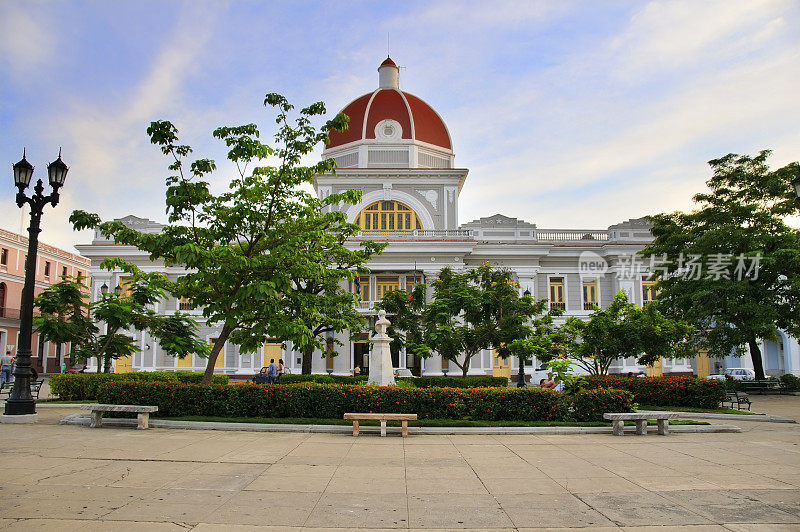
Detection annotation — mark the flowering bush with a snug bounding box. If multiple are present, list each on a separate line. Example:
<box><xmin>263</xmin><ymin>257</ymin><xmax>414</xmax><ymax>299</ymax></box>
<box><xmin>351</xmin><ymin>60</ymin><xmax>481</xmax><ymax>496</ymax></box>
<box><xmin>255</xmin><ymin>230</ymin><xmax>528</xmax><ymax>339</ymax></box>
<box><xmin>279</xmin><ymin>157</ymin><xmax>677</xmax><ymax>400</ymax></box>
<box><xmin>49</xmin><ymin>371</ymin><xmax>229</xmax><ymax>401</ymax></box>
<box><xmin>96</xmin><ymin>381</ymin><xmax>633</xmax><ymax>421</ymax></box>
<box><xmin>582</xmin><ymin>375</ymin><xmax>725</xmax><ymax>409</ymax></box>
<box><xmin>571</xmin><ymin>388</ymin><xmax>635</xmax><ymax>421</ymax></box>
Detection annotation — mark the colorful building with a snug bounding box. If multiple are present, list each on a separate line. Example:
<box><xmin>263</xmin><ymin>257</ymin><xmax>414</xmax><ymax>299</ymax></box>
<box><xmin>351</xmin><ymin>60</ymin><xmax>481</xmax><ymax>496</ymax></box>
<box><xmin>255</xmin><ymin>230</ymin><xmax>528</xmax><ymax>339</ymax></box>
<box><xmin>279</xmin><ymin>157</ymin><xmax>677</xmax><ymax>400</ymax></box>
<box><xmin>0</xmin><ymin>228</ymin><xmax>91</xmax><ymax>373</ymax></box>
<box><xmin>76</xmin><ymin>58</ymin><xmax>800</xmax><ymax>378</ymax></box>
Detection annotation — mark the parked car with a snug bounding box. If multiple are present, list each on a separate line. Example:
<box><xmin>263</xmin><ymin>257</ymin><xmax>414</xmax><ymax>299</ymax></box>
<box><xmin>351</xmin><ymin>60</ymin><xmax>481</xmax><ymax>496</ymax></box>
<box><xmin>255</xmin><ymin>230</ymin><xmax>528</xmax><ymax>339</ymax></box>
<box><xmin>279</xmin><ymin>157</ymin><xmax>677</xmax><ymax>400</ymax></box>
<box><xmin>707</xmin><ymin>368</ymin><xmax>756</xmax><ymax>381</ymax></box>
<box><xmin>65</xmin><ymin>364</ymin><xmax>86</xmax><ymax>374</ymax></box>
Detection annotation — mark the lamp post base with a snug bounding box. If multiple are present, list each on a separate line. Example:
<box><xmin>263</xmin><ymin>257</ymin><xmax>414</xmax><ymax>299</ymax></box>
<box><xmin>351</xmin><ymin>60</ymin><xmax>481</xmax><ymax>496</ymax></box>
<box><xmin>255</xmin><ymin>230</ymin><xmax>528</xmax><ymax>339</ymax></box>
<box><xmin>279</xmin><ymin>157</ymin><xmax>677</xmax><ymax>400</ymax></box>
<box><xmin>1</xmin><ymin>413</ymin><xmax>38</xmax><ymax>424</ymax></box>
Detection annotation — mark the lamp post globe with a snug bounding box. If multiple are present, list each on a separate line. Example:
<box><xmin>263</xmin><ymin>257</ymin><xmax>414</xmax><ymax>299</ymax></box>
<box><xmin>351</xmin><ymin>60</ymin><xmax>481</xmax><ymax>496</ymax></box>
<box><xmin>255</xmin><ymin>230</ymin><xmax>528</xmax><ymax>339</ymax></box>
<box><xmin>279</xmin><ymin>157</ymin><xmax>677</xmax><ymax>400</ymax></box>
<box><xmin>2</xmin><ymin>149</ymin><xmax>69</xmax><ymax>423</ymax></box>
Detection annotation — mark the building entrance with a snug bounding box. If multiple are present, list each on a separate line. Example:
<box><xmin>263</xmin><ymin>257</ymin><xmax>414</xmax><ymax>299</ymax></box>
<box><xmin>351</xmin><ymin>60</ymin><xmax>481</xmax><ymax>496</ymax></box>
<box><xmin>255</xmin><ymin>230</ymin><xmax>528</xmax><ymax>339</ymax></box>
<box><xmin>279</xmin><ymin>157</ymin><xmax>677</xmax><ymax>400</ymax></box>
<box><xmin>354</xmin><ymin>341</ymin><xmax>369</xmax><ymax>375</ymax></box>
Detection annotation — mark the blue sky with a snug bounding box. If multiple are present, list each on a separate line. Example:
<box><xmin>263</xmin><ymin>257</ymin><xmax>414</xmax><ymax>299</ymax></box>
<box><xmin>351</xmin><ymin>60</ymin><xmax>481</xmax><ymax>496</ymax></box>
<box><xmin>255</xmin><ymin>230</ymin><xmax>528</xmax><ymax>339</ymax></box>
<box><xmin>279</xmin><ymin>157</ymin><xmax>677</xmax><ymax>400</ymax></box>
<box><xmin>1</xmin><ymin>0</ymin><xmax>798</xmax><ymax>253</ymax></box>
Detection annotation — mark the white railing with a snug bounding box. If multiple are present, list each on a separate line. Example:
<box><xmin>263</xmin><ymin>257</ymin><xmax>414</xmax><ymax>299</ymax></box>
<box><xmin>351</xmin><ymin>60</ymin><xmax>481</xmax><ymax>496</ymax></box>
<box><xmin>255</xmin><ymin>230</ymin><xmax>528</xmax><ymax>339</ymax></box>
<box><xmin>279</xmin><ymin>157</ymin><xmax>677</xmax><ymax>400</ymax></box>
<box><xmin>354</xmin><ymin>229</ymin><xmax>473</xmax><ymax>239</ymax></box>
<box><xmin>535</xmin><ymin>229</ymin><xmax>609</xmax><ymax>241</ymax></box>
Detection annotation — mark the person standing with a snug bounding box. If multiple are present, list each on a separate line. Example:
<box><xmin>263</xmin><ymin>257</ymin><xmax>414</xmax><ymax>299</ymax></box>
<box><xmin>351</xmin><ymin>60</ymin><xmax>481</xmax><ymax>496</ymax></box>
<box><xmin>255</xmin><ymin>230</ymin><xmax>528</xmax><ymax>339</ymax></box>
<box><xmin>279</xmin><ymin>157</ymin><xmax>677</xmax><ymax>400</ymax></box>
<box><xmin>276</xmin><ymin>359</ymin><xmax>285</xmax><ymax>383</ymax></box>
<box><xmin>1</xmin><ymin>351</ymin><xmax>13</xmax><ymax>384</ymax></box>
<box><xmin>267</xmin><ymin>359</ymin><xmax>278</xmax><ymax>384</ymax></box>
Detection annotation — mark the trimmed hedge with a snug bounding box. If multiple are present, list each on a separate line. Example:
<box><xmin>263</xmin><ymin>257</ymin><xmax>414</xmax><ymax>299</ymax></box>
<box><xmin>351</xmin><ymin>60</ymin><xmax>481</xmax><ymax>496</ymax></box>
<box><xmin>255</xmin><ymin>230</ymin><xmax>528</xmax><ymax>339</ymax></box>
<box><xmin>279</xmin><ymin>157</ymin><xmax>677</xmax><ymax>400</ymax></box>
<box><xmin>95</xmin><ymin>381</ymin><xmax>633</xmax><ymax>422</ymax></box>
<box><xmin>582</xmin><ymin>375</ymin><xmax>725</xmax><ymax>409</ymax></box>
<box><xmin>277</xmin><ymin>374</ymin><xmax>508</xmax><ymax>388</ymax></box>
<box><xmin>278</xmin><ymin>374</ymin><xmax>369</xmax><ymax>385</ymax></box>
<box><xmin>399</xmin><ymin>376</ymin><xmax>509</xmax><ymax>388</ymax></box>
<box><xmin>49</xmin><ymin>371</ymin><xmax>229</xmax><ymax>401</ymax></box>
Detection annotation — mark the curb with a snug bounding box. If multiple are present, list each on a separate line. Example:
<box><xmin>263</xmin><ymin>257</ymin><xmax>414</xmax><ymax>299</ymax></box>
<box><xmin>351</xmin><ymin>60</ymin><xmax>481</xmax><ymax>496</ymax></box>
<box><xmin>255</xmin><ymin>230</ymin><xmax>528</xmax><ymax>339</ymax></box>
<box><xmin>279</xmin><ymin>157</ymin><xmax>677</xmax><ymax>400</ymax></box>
<box><xmin>59</xmin><ymin>413</ymin><xmax>742</xmax><ymax>435</ymax></box>
<box><xmin>638</xmin><ymin>410</ymin><xmax>796</xmax><ymax>423</ymax></box>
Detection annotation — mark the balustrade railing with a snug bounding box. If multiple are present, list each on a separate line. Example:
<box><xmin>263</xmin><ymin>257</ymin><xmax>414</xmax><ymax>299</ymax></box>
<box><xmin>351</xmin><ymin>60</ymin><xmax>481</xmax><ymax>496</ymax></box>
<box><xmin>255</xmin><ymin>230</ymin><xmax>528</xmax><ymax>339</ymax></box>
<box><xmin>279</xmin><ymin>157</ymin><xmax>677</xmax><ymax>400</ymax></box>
<box><xmin>536</xmin><ymin>229</ymin><xmax>609</xmax><ymax>241</ymax></box>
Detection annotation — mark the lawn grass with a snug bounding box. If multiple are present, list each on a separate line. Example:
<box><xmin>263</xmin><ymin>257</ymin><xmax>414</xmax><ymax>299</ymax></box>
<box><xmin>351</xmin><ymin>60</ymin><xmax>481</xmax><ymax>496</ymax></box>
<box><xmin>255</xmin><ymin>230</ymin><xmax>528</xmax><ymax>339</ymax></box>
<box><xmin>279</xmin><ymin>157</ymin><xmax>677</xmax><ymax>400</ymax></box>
<box><xmin>639</xmin><ymin>404</ymin><xmax>759</xmax><ymax>415</ymax></box>
<box><xmin>160</xmin><ymin>415</ymin><xmax>708</xmax><ymax>427</ymax></box>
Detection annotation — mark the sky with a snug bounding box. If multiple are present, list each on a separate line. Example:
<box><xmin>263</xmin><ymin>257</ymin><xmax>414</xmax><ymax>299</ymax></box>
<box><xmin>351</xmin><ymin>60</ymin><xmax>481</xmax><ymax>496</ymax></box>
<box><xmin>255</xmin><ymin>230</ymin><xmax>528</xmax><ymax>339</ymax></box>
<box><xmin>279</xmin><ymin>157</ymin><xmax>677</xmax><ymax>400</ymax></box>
<box><xmin>1</xmin><ymin>0</ymin><xmax>798</xmax><ymax>254</ymax></box>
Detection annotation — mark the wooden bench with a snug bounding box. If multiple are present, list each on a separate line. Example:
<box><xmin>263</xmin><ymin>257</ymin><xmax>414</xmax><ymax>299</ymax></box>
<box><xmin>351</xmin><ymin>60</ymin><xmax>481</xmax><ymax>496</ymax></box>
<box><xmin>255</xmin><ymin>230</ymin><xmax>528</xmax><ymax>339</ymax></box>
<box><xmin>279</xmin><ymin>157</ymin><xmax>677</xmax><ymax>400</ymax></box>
<box><xmin>603</xmin><ymin>412</ymin><xmax>678</xmax><ymax>436</ymax></box>
<box><xmin>80</xmin><ymin>404</ymin><xmax>158</xmax><ymax>430</ymax></box>
<box><xmin>722</xmin><ymin>391</ymin><xmax>751</xmax><ymax>410</ymax></box>
<box><xmin>0</xmin><ymin>379</ymin><xmax>44</xmax><ymax>400</ymax></box>
<box><xmin>344</xmin><ymin>413</ymin><xmax>418</xmax><ymax>437</ymax></box>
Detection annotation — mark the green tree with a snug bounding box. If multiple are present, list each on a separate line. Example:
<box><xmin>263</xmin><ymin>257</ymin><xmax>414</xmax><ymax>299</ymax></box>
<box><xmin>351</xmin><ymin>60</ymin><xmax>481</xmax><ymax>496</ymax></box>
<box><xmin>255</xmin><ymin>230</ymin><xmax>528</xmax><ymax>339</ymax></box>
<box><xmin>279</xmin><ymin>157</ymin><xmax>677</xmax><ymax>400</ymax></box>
<box><xmin>504</xmin><ymin>306</ymin><xmax>563</xmax><ymax>387</ymax></box>
<box><xmin>34</xmin><ymin>265</ymin><xmax>207</xmax><ymax>373</ymax></box>
<box><xmin>554</xmin><ymin>291</ymin><xmax>694</xmax><ymax>375</ymax></box>
<box><xmin>270</xmin><ymin>233</ymin><xmax>385</xmax><ymax>375</ymax></box>
<box><xmin>380</xmin><ymin>263</ymin><xmax>551</xmax><ymax>377</ymax></box>
<box><xmin>72</xmin><ymin>94</ymin><xmax>372</xmax><ymax>384</ymax></box>
<box><xmin>642</xmin><ymin>151</ymin><xmax>800</xmax><ymax>379</ymax></box>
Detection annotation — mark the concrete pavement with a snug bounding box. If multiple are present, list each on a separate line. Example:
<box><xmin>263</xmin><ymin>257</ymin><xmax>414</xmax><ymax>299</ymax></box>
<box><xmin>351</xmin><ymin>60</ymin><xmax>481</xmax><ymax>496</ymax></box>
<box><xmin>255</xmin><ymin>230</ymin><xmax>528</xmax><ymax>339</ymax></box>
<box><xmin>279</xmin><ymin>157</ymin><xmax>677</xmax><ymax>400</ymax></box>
<box><xmin>0</xmin><ymin>394</ymin><xmax>798</xmax><ymax>530</ymax></box>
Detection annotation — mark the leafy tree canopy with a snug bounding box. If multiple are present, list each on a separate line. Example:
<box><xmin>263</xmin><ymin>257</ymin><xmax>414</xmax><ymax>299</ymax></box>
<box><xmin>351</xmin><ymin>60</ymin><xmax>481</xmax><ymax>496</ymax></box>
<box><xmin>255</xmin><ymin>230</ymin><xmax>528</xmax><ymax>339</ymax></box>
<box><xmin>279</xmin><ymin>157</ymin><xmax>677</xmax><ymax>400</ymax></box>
<box><xmin>379</xmin><ymin>263</ymin><xmax>555</xmax><ymax>377</ymax></box>
<box><xmin>553</xmin><ymin>291</ymin><xmax>694</xmax><ymax>375</ymax></box>
<box><xmin>641</xmin><ymin>150</ymin><xmax>800</xmax><ymax>379</ymax></box>
<box><xmin>71</xmin><ymin>93</ymin><xmax>375</xmax><ymax>383</ymax></box>
<box><xmin>34</xmin><ymin>263</ymin><xmax>207</xmax><ymax>373</ymax></box>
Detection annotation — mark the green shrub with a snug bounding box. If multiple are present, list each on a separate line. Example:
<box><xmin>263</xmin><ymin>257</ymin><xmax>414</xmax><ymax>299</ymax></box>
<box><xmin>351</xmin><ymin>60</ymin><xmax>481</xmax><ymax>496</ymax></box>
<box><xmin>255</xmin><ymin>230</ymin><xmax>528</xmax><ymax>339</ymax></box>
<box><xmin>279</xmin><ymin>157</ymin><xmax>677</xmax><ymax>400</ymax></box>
<box><xmin>582</xmin><ymin>375</ymin><xmax>725</xmax><ymax>409</ymax></box>
<box><xmin>96</xmin><ymin>381</ymin><xmax>633</xmax><ymax>422</ymax></box>
<box><xmin>278</xmin><ymin>374</ymin><xmax>368</xmax><ymax>385</ymax></box>
<box><xmin>49</xmin><ymin>372</ymin><xmax>229</xmax><ymax>400</ymax></box>
<box><xmin>779</xmin><ymin>373</ymin><xmax>800</xmax><ymax>391</ymax></box>
<box><xmin>274</xmin><ymin>374</ymin><xmax>506</xmax><ymax>388</ymax></box>
<box><xmin>571</xmin><ymin>388</ymin><xmax>635</xmax><ymax>421</ymax></box>
<box><xmin>398</xmin><ymin>376</ymin><xmax>508</xmax><ymax>388</ymax></box>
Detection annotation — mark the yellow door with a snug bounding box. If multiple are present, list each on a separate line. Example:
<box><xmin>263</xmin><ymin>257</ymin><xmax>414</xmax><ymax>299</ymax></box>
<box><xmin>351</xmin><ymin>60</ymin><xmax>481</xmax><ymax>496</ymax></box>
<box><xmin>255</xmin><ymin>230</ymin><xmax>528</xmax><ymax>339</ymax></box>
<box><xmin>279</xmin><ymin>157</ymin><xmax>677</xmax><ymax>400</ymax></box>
<box><xmin>264</xmin><ymin>341</ymin><xmax>283</xmax><ymax>368</ymax></box>
<box><xmin>177</xmin><ymin>354</ymin><xmax>193</xmax><ymax>368</ymax></box>
<box><xmin>646</xmin><ymin>357</ymin><xmax>663</xmax><ymax>377</ymax></box>
<box><xmin>114</xmin><ymin>355</ymin><xmax>132</xmax><ymax>373</ymax></box>
<box><xmin>696</xmin><ymin>350</ymin><xmax>710</xmax><ymax>378</ymax></box>
<box><xmin>492</xmin><ymin>349</ymin><xmax>511</xmax><ymax>379</ymax></box>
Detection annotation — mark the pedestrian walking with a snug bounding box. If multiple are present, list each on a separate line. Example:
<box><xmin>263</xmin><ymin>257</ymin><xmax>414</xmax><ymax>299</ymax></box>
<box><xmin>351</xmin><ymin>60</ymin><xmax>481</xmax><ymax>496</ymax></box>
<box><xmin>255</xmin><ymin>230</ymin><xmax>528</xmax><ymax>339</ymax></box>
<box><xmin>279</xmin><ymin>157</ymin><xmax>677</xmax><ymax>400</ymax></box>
<box><xmin>267</xmin><ymin>359</ymin><xmax>278</xmax><ymax>384</ymax></box>
<box><xmin>1</xmin><ymin>351</ymin><xmax>13</xmax><ymax>384</ymax></box>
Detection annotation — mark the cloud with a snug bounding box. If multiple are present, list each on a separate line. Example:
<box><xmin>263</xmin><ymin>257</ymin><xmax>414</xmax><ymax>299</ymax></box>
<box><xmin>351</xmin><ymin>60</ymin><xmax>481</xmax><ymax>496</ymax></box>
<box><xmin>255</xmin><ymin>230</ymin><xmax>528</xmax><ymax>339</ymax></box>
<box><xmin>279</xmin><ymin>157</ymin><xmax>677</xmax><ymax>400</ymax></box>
<box><xmin>0</xmin><ymin>2</ymin><xmax>56</xmax><ymax>79</ymax></box>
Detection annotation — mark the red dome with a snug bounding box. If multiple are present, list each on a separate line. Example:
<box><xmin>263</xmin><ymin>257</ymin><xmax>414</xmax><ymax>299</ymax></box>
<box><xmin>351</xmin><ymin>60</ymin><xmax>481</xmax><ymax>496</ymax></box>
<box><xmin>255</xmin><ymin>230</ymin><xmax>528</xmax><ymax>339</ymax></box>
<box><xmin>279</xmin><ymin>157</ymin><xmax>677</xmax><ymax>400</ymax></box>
<box><xmin>327</xmin><ymin>88</ymin><xmax>452</xmax><ymax>151</ymax></box>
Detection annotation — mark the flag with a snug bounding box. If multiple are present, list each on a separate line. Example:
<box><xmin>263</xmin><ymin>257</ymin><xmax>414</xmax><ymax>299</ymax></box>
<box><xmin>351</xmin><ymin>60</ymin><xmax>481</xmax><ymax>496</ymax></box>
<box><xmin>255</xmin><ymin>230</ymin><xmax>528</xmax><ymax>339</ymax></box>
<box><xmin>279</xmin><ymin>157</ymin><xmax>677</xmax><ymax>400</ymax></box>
<box><xmin>413</xmin><ymin>261</ymin><xmax>417</xmax><ymax>285</ymax></box>
<box><xmin>354</xmin><ymin>277</ymin><xmax>362</xmax><ymax>301</ymax></box>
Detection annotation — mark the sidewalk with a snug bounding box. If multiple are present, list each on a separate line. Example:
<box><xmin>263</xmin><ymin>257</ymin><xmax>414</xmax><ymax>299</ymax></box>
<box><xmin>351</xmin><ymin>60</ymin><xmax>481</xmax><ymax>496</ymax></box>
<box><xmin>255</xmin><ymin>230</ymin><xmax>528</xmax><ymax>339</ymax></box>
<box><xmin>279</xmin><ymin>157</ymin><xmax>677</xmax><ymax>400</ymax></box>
<box><xmin>0</xmin><ymin>394</ymin><xmax>798</xmax><ymax>530</ymax></box>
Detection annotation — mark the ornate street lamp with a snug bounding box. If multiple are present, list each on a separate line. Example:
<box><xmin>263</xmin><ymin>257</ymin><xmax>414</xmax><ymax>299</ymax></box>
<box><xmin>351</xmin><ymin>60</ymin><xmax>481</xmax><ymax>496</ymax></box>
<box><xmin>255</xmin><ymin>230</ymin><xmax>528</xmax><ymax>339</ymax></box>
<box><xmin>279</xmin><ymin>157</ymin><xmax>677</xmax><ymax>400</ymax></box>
<box><xmin>791</xmin><ymin>171</ymin><xmax>800</xmax><ymax>203</ymax></box>
<box><xmin>518</xmin><ymin>287</ymin><xmax>532</xmax><ymax>388</ymax></box>
<box><xmin>2</xmin><ymin>149</ymin><xmax>68</xmax><ymax>422</ymax></box>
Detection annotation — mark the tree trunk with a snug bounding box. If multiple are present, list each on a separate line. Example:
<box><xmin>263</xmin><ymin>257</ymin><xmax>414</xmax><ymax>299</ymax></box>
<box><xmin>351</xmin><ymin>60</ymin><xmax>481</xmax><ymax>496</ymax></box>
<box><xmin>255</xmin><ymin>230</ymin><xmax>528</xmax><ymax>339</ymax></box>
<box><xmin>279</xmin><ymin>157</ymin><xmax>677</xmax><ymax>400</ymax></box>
<box><xmin>96</xmin><ymin>355</ymin><xmax>102</xmax><ymax>373</ymax></box>
<box><xmin>103</xmin><ymin>355</ymin><xmax>112</xmax><ymax>373</ymax></box>
<box><xmin>301</xmin><ymin>344</ymin><xmax>314</xmax><ymax>375</ymax></box>
<box><xmin>748</xmin><ymin>338</ymin><xmax>766</xmax><ymax>380</ymax></box>
<box><xmin>461</xmin><ymin>354</ymin><xmax>470</xmax><ymax>378</ymax></box>
<box><xmin>201</xmin><ymin>324</ymin><xmax>233</xmax><ymax>385</ymax></box>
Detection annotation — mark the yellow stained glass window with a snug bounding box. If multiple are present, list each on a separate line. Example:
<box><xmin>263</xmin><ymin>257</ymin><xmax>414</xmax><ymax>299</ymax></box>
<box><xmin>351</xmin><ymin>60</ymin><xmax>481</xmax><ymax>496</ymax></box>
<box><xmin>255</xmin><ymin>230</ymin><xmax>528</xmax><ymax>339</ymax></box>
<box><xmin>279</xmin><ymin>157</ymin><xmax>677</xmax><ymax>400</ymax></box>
<box><xmin>357</xmin><ymin>201</ymin><xmax>422</xmax><ymax>232</ymax></box>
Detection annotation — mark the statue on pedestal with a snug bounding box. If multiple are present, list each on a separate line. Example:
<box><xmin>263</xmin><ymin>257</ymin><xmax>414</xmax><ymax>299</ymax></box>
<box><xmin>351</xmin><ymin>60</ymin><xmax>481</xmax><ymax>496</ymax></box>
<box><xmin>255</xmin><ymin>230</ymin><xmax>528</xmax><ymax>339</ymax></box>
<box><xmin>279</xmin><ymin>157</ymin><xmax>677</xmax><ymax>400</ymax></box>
<box><xmin>369</xmin><ymin>309</ymin><xmax>396</xmax><ymax>386</ymax></box>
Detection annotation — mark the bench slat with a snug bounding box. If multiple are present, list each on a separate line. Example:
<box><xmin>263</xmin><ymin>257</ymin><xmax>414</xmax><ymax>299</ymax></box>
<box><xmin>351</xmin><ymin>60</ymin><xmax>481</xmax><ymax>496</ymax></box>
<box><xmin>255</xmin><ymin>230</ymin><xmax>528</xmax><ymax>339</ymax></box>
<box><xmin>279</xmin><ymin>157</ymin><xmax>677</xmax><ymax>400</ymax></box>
<box><xmin>81</xmin><ymin>404</ymin><xmax>158</xmax><ymax>413</ymax></box>
<box><xmin>344</xmin><ymin>413</ymin><xmax>417</xmax><ymax>421</ymax></box>
<box><xmin>603</xmin><ymin>412</ymin><xmax>678</xmax><ymax>420</ymax></box>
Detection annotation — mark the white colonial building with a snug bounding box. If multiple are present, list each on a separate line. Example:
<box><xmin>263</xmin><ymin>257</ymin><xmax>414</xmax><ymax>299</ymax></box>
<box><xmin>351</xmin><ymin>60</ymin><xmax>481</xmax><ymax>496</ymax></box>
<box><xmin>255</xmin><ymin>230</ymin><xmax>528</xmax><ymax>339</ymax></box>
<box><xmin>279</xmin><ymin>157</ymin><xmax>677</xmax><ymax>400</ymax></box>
<box><xmin>76</xmin><ymin>58</ymin><xmax>800</xmax><ymax>379</ymax></box>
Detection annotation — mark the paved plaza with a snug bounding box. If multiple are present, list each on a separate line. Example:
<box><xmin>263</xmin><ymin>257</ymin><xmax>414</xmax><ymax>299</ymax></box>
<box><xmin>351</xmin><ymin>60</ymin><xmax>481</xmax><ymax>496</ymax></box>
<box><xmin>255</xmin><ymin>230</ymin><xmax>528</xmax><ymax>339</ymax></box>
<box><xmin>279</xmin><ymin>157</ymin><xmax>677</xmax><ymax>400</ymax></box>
<box><xmin>0</xmin><ymin>395</ymin><xmax>799</xmax><ymax>531</ymax></box>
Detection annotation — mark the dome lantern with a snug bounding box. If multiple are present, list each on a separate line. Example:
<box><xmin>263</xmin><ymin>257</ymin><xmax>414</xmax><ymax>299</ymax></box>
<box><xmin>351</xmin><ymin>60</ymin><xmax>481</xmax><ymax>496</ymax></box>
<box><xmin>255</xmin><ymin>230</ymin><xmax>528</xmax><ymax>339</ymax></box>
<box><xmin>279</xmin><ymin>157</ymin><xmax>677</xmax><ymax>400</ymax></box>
<box><xmin>378</xmin><ymin>57</ymin><xmax>399</xmax><ymax>89</ymax></box>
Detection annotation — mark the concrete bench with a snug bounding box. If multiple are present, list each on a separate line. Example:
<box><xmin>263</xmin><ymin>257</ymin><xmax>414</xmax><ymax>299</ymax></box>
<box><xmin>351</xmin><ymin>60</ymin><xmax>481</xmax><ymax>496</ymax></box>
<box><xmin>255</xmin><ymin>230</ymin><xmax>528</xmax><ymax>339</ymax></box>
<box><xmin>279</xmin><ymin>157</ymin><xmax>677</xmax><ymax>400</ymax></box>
<box><xmin>344</xmin><ymin>412</ymin><xmax>418</xmax><ymax>437</ymax></box>
<box><xmin>603</xmin><ymin>412</ymin><xmax>679</xmax><ymax>436</ymax></box>
<box><xmin>81</xmin><ymin>404</ymin><xmax>158</xmax><ymax>430</ymax></box>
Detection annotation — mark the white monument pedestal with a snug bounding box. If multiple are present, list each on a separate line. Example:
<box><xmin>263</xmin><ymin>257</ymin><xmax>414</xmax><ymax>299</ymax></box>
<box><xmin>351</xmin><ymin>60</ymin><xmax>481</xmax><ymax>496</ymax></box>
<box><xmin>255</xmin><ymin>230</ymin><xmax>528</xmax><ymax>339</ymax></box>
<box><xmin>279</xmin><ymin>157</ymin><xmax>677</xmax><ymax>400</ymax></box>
<box><xmin>369</xmin><ymin>310</ymin><xmax>396</xmax><ymax>386</ymax></box>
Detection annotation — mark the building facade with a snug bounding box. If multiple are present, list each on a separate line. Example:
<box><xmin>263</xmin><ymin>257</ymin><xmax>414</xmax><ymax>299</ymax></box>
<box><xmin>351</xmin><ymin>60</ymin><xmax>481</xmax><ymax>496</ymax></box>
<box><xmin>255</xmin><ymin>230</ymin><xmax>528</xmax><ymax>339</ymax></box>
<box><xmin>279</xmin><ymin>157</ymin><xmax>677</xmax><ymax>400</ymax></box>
<box><xmin>76</xmin><ymin>58</ymin><xmax>800</xmax><ymax>378</ymax></box>
<box><xmin>0</xmin><ymin>228</ymin><xmax>91</xmax><ymax>373</ymax></box>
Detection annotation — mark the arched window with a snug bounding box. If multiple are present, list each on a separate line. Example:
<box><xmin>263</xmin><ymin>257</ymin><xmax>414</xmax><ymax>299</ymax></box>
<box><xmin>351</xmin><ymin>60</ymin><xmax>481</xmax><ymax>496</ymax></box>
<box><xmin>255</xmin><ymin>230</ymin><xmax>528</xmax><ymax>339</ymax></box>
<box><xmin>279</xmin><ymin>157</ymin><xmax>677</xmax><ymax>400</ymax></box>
<box><xmin>357</xmin><ymin>201</ymin><xmax>422</xmax><ymax>232</ymax></box>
